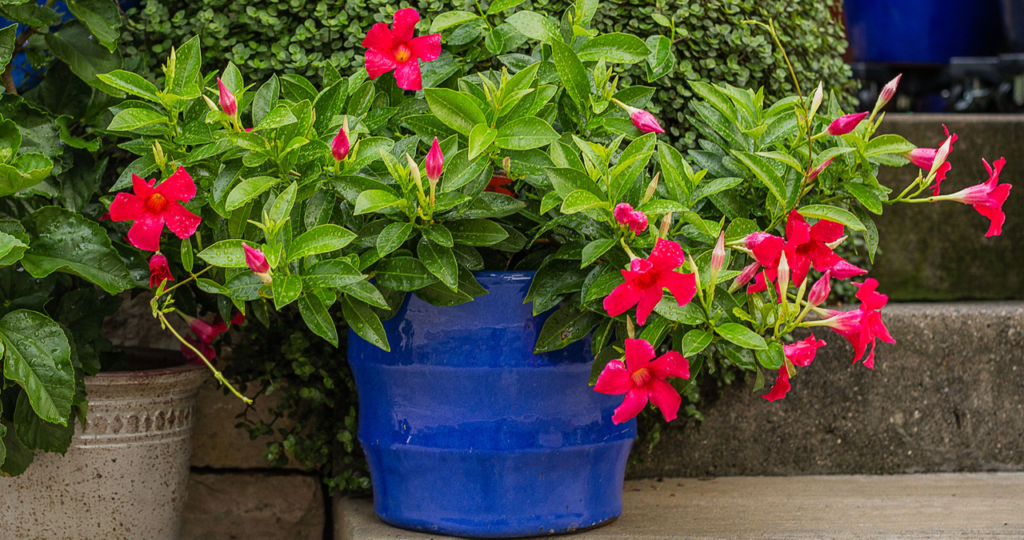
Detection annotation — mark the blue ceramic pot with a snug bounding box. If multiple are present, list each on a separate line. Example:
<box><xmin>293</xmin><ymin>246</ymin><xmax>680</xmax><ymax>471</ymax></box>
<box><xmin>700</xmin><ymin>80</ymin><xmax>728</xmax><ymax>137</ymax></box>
<box><xmin>347</xmin><ymin>271</ymin><xmax>636</xmax><ymax>538</ymax></box>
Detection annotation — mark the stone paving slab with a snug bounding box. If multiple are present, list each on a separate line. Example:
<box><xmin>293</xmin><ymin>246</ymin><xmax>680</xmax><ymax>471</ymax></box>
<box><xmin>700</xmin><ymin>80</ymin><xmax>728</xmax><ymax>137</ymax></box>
<box><xmin>334</xmin><ymin>473</ymin><xmax>1024</xmax><ymax>539</ymax></box>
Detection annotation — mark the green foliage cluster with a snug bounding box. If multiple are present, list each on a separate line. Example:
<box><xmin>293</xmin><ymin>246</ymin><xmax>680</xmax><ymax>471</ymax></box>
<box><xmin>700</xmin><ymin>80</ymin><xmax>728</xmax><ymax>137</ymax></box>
<box><xmin>121</xmin><ymin>0</ymin><xmax>855</xmax><ymax>147</ymax></box>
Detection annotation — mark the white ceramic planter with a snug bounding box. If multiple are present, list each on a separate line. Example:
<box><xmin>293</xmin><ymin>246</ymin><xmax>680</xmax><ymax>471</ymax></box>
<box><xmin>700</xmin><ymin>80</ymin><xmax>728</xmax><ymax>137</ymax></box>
<box><xmin>0</xmin><ymin>362</ymin><xmax>207</xmax><ymax>540</ymax></box>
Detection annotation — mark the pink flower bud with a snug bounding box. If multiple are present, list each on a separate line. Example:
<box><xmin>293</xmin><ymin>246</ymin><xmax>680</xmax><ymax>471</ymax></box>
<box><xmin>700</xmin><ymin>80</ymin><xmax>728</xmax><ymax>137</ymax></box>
<box><xmin>734</xmin><ymin>261</ymin><xmax>759</xmax><ymax>288</ymax></box>
<box><xmin>877</xmin><ymin>74</ymin><xmax>901</xmax><ymax>109</ymax></box>
<box><xmin>808</xmin><ymin>157</ymin><xmax>834</xmax><ymax>181</ymax></box>
<box><xmin>629</xmin><ymin>107</ymin><xmax>665</xmax><ymax>134</ymax></box>
<box><xmin>332</xmin><ymin>124</ymin><xmax>350</xmax><ymax>161</ymax></box>
<box><xmin>808</xmin><ymin>271</ymin><xmax>831</xmax><ymax>306</ymax></box>
<box><xmin>710</xmin><ymin>231</ymin><xmax>725</xmax><ymax>273</ymax></box>
<box><xmin>148</xmin><ymin>253</ymin><xmax>174</xmax><ymax>289</ymax></box>
<box><xmin>425</xmin><ymin>137</ymin><xmax>443</xmax><ymax>183</ymax></box>
<box><xmin>777</xmin><ymin>251</ymin><xmax>790</xmax><ymax>287</ymax></box>
<box><xmin>905</xmin><ymin>148</ymin><xmax>936</xmax><ymax>169</ymax></box>
<box><xmin>613</xmin><ymin>203</ymin><xmax>648</xmax><ymax>235</ymax></box>
<box><xmin>243</xmin><ymin>243</ymin><xmax>273</xmax><ymax>284</ymax></box>
<box><xmin>827</xmin><ymin>111</ymin><xmax>869</xmax><ymax>136</ymax></box>
<box><xmin>217</xmin><ymin>78</ymin><xmax>237</xmax><ymax>117</ymax></box>
<box><xmin>190</xmin><ymin>317</ymin><xmax>228</xmax><ymax>344</ymax></box>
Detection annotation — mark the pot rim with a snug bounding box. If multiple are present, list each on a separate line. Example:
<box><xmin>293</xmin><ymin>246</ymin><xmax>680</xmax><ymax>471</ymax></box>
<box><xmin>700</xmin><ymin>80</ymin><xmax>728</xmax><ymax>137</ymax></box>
<box><xmin>87</xmin><ymin>361</ymin><xmax>207</xmax><ymax>380</ymax></box>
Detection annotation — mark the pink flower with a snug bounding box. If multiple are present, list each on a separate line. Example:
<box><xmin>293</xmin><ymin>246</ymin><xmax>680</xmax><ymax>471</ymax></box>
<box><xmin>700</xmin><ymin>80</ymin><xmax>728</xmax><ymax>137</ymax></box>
<box><xmin>877</xmin><ymin>74</ymin><xmax>901</xmax><ymax>109</ymax></box>
<box><xmin>182</xmin><ymin>335</ymin><xmax>215</xmax><ymax>362</ymax></box>
<box><xmin>905</xmin><ymin>125</ymin><xmax>958</xmax><ymax>195</ymax></box>
<box><xmin>784</xmin><ymin>335</ymin><xmax>827</xmax><ymax>367</ymax></box>
<box><xmin>710</xmin><ymin>231</ymin><xmax>726</xmax><ymax>273</ymax></box>
<box><xmin>485</xmin><ymin>175</ymin><xmax>514</xmax><ymax>197</ymax></box>
<box><xmin>332</xmin><ymin>124</ymin><xmax>350</xmax><ymax>161</ymax></box>
<box><xmin>808</xmin><ymin>157</ymin><xmax>834</xmax><ymax>181</ymax></box>
<box><xmin>613</xmin><ymin>203</ymin><xmax>648</xmax><ymax>235</ymax></box>
<box><xmin>941</xmin><ymin>157</ymin><xmax>1011</xmax><ymax>237</ymax></box>
<box><xmin>243</xmin><ymin>243</ymin><xmax>273</xmax><ymax>284</ymax></box>
<box><xmin>425</xmin><ymin>137</ymin><xmax>443</xmax><ymax>183</ymax></box>
<box><xmin>148</xmin><ymin>253</ymin><xmax>174</xmax><ymax>289</ymax></box>
<box><xmin>108</xmin><ymin>167</ymin><xmax>201</xmax><ymax>252</ymax></box>
<box><xmin>819</xmin><ymin>278</ymin><xmax>895</xmax><ymax>369</ymax></box>
<box><xmin>731</xmin><ymin>261</ymin><xmax>760</xmax><ymax>291</ymax></box>
<box><xmin>628</xmin><ymin>107</ymin><xmax>665</xmax><ymax>134</ymax></box>
<box><xmin>594</xmin><ymin>338</ymin><xmax>689</xmax><ymax>423</ymax></box>
<box><xmin>191</xmin><ymin>317</ymin><xmax>228</xmax><ymax>344</ymax></box>
<box><xmin>362</xmin><ymin>8</ymin><xmax>441</xmax><ymax>91</ymax></box>
<box><xmin>231</xmin><ymin>312</ymin><xmax>245</xmax><ymax>326</ymax></box>
<box><xmin>762</xmin><ymin>366</ymin><xmax>790</xmax><ymax>402</ymax></box>
<box><xmin>807</xmin><ymin>271</ymin><xmax>831</xmax><ymax>307</ymax></box>
<box><xmin>827</xmin><ymin>111</ymin><xmax>869</xmax><ymax>136</ymax></box>
<box><xmin>217</xmin><ymin>78</ymin><xmax>237</xmax><ymax>117</ymax></box>
<box><xmin>603</xmin><ymin>239</ymin><xmax>697</xmax><ymax>325</ymax></box>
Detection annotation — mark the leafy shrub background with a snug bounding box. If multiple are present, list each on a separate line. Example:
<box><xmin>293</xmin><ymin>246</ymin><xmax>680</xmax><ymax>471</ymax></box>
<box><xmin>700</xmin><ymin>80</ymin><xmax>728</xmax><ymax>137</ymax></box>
<box><xmin>123</xmin><ymin>0</ymin><xmax>854</xmax><ymax>148</ymax></box>
<box><xmin>121</xmin><ymin>0</ymin><xmax>856</xmax><ymax>493</ymax></box>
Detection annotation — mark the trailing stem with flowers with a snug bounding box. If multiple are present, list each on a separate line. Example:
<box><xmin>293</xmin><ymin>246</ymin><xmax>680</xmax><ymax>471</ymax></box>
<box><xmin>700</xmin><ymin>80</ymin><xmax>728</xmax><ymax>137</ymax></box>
<box><xmin>86</xmin><ymin>1</ymin><xmax>1008</xmax><ymax>426</ymax></box>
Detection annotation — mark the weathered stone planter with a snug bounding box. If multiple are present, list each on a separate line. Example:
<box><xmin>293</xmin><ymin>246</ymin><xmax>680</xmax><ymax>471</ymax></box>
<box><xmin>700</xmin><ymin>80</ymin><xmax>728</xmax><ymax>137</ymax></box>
<box><xmin>0</xmin><ymin>357</ymin><xmax>207</xmax><ymax>540</ymax></box>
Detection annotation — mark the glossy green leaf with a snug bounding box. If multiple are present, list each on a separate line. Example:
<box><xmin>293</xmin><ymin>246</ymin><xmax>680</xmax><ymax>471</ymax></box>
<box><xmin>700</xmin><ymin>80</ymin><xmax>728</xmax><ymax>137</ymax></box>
<box><xmin>299</xmin><ymin>292</ymin><xmax>339</xmax><ymax>347</ymax></box>
<box><xmin>756</xmin><ymin>341</ymin><xmax>786</xmax><ymax>370</ymax></box>
<box><xmin>376</xmin><ymin>222</ymin><xmax>413</xmax><ymax>257</ymax></box>
<box><xmin>67</xmin><ymin>0</ymin><xmax>122</xmax><ymax>52</ymax></box>
<box><xmin>560</xmin><ymin>189</ymin><xmax>605</xmax><ymax>214</ymax></box>
<box><xmin>288</xmin><ymin>224</ymin><xmax>356</xmax><ymax>261</ymax></box>
<box><xmin>97</xmin><ymin>70</ymin><xmax>160</xmax><ymax>101</ymax></box>
<box><xmin>21</xmin><ymin>207</ymin><xmax>132</xmax><ymax>294</ymax></box>
<box><xmin>272</xmin><ymin>273</ymin><xmax>303</xmax><ymax>309</ymax></box>
<box><xmin>468</xmin><ymin>123</ymin><xmax>497</xmax><ymax>159</ymax></box>
<box><xmin>341</xmin><ymin>295</ymin><xmax>388</xmax><ymax>351</ymax></box>
<box><xmin>550</xmin><ymin>40</ymin><xmax>590</xmax><ymax>110</ymax></box>
<box><xmin>580</xmin><ymin>238</ymin><xmax>616</xmax><ymax>267</ymax></box>
<box><xmin>198</xmin><ymin>240</ymin><xmax>248</xmax><ymax>268</ymax></box>
<box><xmin>715</xmin><ymin>322</ymin><xmax>767</xmax><ymax>350</ymax></box>
<box><xmin>494</xmin><ymin>116</ymin><xmax>559</xmax><ymax>150</ymax></box>
<box><xmin>14</xmin><ymin>391</ymin><xmax>74</xmax><ymax>453</ymax></box>
<box><xmin>421</xmin><ymin>224</ymin><xmax>453</xmax><ymax>247</ymax></box>
<box><xmin>505</xmin><ymin>11</ymin><xmax>560</xmax><ymax>43</ymax></box>
<box><xmin>679</xmin><ymin>329</ymin><xmax>713</xmax><ymax>357</ymax></box>
<box><xmin>447</xmin><ymin>219</ymin><xmax>508</xmax><ymax>246</ymax></box>
<box><xmin>798</xmin><ymin>204</ymin><xmax>866</xmax><ymax>231</ymax></box>
<box><xmin>424</xmin><ymin>88</ymin><xmax>487</xmax><ymax>135</ymax></box>
<box><xmin>0</xmin><ymin>310</ymin><xmax>73</xmax><ymax>425</ymax></box>
<box><xmin>225</xmin><ymin>176</ymin><xmax>276</xmax><ymax>212</ymax></box>
<box><xmin>0</xmin><ymin>23</ymin><xmax>15</xmax><ymax>75</ymax></box>
<box><xmin>577</xmin><ymin>33</ymin><xmax>650</xmax><ymax>63</ymax></box>
<box><xmin>534</xmin><ymin>303</ymin><xmax>603</xmax><ymax>353</ymax></box>
<box><xmin>430</xmin><ymin>11</ymin><xmax>479</xmax><ymax>32</ymax></box>
<box><xmin>417</xmin><ymin>237</ymin><xmax>458</xmax><ymax>291</ymax></box>
<box><xmin>732</xmin><ymin>151</ymin><xmax>786</xmax><ymax>203</ymax></box>
<box><xmin>353</xmin><ymin>189</ymin><xmax>402</xmax><ymax>215</ymax></box>
<box><xmin>375</xmin><ymin>256</ymin><xmax>438</xmax><ymax>291</ymax></box>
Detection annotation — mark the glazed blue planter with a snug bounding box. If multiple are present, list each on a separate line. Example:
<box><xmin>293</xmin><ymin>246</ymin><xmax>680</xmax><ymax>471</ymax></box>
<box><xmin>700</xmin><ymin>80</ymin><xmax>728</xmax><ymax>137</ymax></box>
<box><xmin>347</xmin><ymin>271</ymin><xmax>636</xmax><ymax>538</ymax></box>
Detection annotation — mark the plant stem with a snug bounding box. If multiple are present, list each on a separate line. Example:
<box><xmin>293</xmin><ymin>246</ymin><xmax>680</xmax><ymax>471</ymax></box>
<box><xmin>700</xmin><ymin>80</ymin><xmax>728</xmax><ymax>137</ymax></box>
<box><xmin>157</xmin><ymin>310</ymin><xmax>252</xmax><ymax>404</ymax></box>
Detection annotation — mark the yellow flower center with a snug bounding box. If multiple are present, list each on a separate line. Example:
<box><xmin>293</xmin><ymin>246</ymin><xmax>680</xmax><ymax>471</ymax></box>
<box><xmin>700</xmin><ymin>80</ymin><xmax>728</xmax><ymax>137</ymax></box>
<box><xmin>394</xmin><ymin>43</ymin><xmax>412</xmax><ymax>63</ymax></box>
<box><xmin>145</xmin><ymin>193</ymin><xmax>169</xmax><ymax>213</ymax></box>
<box><xmin>630</xmin><ymin>367</ymin><xmax>651</xmax><ymax>387</ymax></box>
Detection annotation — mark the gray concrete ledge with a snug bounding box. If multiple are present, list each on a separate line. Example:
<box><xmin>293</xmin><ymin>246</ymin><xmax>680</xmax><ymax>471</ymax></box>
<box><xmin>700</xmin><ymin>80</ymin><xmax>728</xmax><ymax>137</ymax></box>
<box><xmin>631</xmin><ymin>302</ymin><xmax>1024</xmax><ymax>478</ymax></box>
<box><xmin>334</xmin><ymin>473</ymin><xmax>1024</xmax><ymax>539</ymax></box>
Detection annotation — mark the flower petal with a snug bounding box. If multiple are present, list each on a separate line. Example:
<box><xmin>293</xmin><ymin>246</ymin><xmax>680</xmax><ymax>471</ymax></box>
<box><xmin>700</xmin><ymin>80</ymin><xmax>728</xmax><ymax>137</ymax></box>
<box><xmin>762</xmin><ymin>368</ymin><xmax>791</xmax><ymax>401</ymax></box>
<box><xmin>163</xmin><ymin>203</ymin><xmax>202</xmax><ymax>240</ymax></box>
<box><xmin>786</xmin><ymin>211</ymin><xmax>811</xmax><ymax>245</ymax></box>
<box><xmin>408</xmin><ymin>33</ymin><xmax>441</xmax><ymax>62</ymax></box>
<box><xmin>634</xmin><ymin>286</ymin><xmax>663</xmax><ymax>326</ymax></box>
<box><xmin>750</xmin><ymin>234</ymin><xmax>784</xmax><ymax>267</ymax></box>
<box><xmin>127</xmin><ymin>212</ymin><xmax>165</xmax><ymax>252</ymax></box>
<box><xmin>624</xmin><ymin>338</ymin><xmax>656</xmax><ymax>373</ymax></box>
<box><xmin>648</xmin><ymin>238</ymin><xmax>684</xmax><ymax>271</ymax></box>
<box><xmin>594</xmin><ymin>360</ymin><xmax>633</xmax><ymax>395</ymax></box>
<box><xmin>391</xmin><ymin>8</ymin><xmax>421</xmax><ymax>43</ymax></box>
<box><xmin>108</xmin><ymin>192</ymin><xmax>144</xmax><ymax>222</ymax></box>
<box><xmin>603</xmin><ymin>279</ymin><xmax>641</xmax><ymax>318</ymax></box>
<box><xmin>611</xmin><ymin>388</ymin><xmax>648</xmax><ymax>424</ymax></box>
<box><xmin>364</xmin><ymin>47</ymin><xmax>398</xmax><ymax>80</ymax></box>
<box><xmin>154</xmin><ymin>167</ymin><xmax>196</xmax><ymax>203</ymax></box>
<box><xmin>649</xmin><ymin>351</ymin><xmax>689</xmax><ymax>380</ymax></box>
<box><xmin>394</xmin><ymin>59</ymin><xmax>423</xmax><ymax>91</ymax></box>
<box><xmin>809</xmin><ymin>219</ymin><xmax>844</xmax><ymax>243</ymax></box>
<box><xmin>362</xmin><ymin>22</ymin><xmax>393</xmax><ymax>51</ymax></box>
<box><xmin>659</xmin><ymin>270</ymin><xmax>697</xmax><ymax>306</ymax></box>
<box><xmin>647</xmin><ymin>379</ymin><xmax>682</xmax><ymax>422</ymax></box>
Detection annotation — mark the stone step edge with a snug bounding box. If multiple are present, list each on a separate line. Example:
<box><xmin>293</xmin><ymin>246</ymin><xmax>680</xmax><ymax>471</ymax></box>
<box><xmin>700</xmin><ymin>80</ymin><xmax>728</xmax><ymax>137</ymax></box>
<box><xmin>334</xmin><ymin>473</ymin><xmax>1024</xmax><ymax>539</ymax></box>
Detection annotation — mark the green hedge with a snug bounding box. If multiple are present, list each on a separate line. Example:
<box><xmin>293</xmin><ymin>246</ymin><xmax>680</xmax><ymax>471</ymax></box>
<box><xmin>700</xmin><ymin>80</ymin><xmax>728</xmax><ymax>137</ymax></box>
<box><xmin>123</xmin><ymin>0</ymin><xmax>854</xmax><ymax>147</ymax></box>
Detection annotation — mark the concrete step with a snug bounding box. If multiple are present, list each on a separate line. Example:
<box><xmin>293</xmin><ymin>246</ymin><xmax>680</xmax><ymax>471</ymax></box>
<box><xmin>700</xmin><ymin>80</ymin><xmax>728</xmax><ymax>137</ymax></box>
<box><xmin>334</xmin><ymin>473</ymin><xmax>1024</xmax><ymax>539</ymax></box>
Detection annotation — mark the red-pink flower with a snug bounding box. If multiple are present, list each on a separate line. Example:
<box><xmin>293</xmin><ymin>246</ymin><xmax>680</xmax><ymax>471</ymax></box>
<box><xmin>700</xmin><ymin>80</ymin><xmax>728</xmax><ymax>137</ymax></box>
<box><xmin>332</xmin><ymin>124</ymin><xmax>350</xmax><ymax>161</ymax></box>
<box><xmin>149</xmin><ymin>253</ymin><xmax>174</xmax><ymax>289</ymax></box>
<box><xmin>603</xmin><ymin>239</ymin><xmax>697</xmax><ymax>325</ymax></box>
<box><xmin>191</xmin><ymin>317</ymin><xmax>229</xmax><ymax>344</ymax></box>
<box><xmin>243</xmin><ymin>243</ymin><xmax>273</xmax><ymax>284</ymax></box>
<box><xmin>182</xmin><ymin>335</ymin><xmax>215</xmax><ymax>362</ymax></box>
<box><xmin>485</xmin><ymin>175</ymin><xmax>514</xmax><ymax>197</ymax></box>
<box><xmin>762</xmin><ymin>366</ymin><xmax>790</xmax><ymax>402</ymax></box>
<box><xmin>877</xmin><ymin>74</ymin><xmax>901</xmax><ymax>109</ymax></box>
<box><xmin>807</xmin><ymin>271</ymin><xmax>831</xmax><ymax>307</ymax></box>
<box><xmin>594</xmin><ymin>338</ymin><xmax>689</xmax><ymax>423</ymax></box>
<box><xmin>217</xmin><ymin>78</ymin><xmax>237</xmax><ymax>117</ymax></box>
<box><xmin>362</xmin><ymin>8</ymin><xmax>441</xmax><ymax>91</ymax></box>
<box><xmin>613</xmin><ymin>203</ymin><xmax>648</xmax><ymax>235</ymax></box>
<box><xmin>940</xmin><ymin>157</ymin><xmax>1011</xmax><ymax>237</ymax></box>
<box><xmin>819</xmin><ymin>278</ymin><xmax>895</xmax><ymax>369</ymax></box>
<box><xmin>627</xmin><ymin>107</ymin><xmax>665</xmax><ymax>134</ymax></box>
<box><xmin>784</xmin><ymin>335</ymin><xmax>827</xmax><ymax>367</ymax></box>
<box><xmin>827</xmin><ymin>111</ymin><xmax>869</xmax><ymax>136</ymax></box>
<box><xmin>231</xmin><ymin>312</ymin><xmax>245</xmax><ymax>326</ymax></box>
<box><xmin>905</xmin><ymin>125</ymin><xmax>958</xmax><ymax>195</ymax></box>
<box><xmin>425</xmin><ymin>136</ymin><xmax>443</xmax><ymax>183</ymax></box>
<box><xmin>808</xmin><ymin>157</ymin><xmax>834</xmax><ymax>181</ymax></box>
<box><xmin>109</xmin><ymin>167</ymin><xmax>201</xmax><ymax>252</ymax></box>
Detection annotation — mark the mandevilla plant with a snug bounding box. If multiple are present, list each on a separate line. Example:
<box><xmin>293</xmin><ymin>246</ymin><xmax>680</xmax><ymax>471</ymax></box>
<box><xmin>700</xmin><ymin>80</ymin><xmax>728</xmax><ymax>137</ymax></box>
<box><xmin>94</xmin><ymin>2</ymin><xmax>1009</xmax><ymax>428</ymax></box>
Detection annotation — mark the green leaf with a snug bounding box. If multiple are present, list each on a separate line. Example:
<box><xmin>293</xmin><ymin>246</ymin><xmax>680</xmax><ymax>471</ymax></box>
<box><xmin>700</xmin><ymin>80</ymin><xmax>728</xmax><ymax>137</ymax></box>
<box><xmin>375</xmin><ymin>256</ymin><xmax>438</xmax><ymax>291</ymax></box>
<box><xmin>0</xmin><ymin>153</ymin><xmax>52</xmax><ymax>197</ymax></box>
<box><xmin>67</xmin><ymin>0</ymin><xmax>123</xmax><ymax>53</ymax></box>
<box><xmin>577</xmin><ymin>33</ymin><xmax>650</xmax><ymax>63</ymax></box>
<box><xmin>654</xmin><ymin>296</ymin><xmax>705</xmax><ymax>324</ymax></box>
<box><xmin>422</xmin><ymin>224</ymin><xmax>453</xmax><ymax>247</ymax></box>
<box><xmin>299</xmin><ymin>292</ymin><xmax>338</xmax><ymax>347</ymax></box>
<box><xmin>341</xmin><ymin>295</ymin><xmax>389</xmax><ymax>351</ymax></box>
<box><xmin>97</xmin><ymin>70</ymin><xmax>160</xmax><ymax>101</ymax></box>
<box><xmin>268</xmin><ymin>182</ymin><xmax>298</xmax><ymax>222</ymax></box>
<box><xmin>845</xmin><ymin>183</ymin><xmax>884</xmax><ymax>215</ymax></box>
<box><xmin>732</xmin><ymin>151</ymin><xmax>786</xmax><ymax>203</ymax></box>
<box><xmin>252</xmin><ymin>75</ymin><xmax>280</xmax><ymax>126</ymax></box>
<box><xmin>288</xmin><ymin>224</ymin><xmax>356</xmax><ymax>261</ymax></box>
<box><xmin>447</xmin><ymin>219</ymin><xmax>508</xmax><ymax>246</ymax></box>
<box><xmin>430</xmin><ymin>11</ymin><xmax>479</xmax><ymax>32</ymax></box>
<box><xmin>107</xmin><ymin>108</ymin><xmax>167</xmax><ymax>132</ymax></box>
<box><xmin>534</xmin><ymin>303</ymin><xmax>603</xmax><ymax>353</ymax></box>
<box><xmin>1</xmin><ymin>417</ymin><xmax>34</xmax><ymax>476</ymax></box>
<box><xmin>756</xmin><ymin>341</ymin><xmax>785</xmax><ymax>370</ymax></box>
<box><xmin>198</xmin><ymin>240</ymin><xmax>248</xmax><ymax>268</ymax></box>
<box><xmin>644</xmin><ymin>34</ymin><xmax>675</xmax><ymax>82</ymax></box>
<box><xmin>1</xmin><ymin>3</ymin><xmax>61</xmax><ymax>29</ymax></box>
<box><xmin>254</xmin><ymin>103</ymin><xmax>298</xmax><ymax>130</ymax></box>
<box><xmin>581</xmin><ymin>238</ymin><xmax>616</xmax><ymax>267</ymax></box>
<box><xmin>0</xmin><ymin>23</ymin><xmax>17</xmax><ymax>75</ymax></box>
<box><xmin>852</xmin><ymin>206</ymin><xmax>879</xmax><ymax>264</ymax></box>
<box><xmin>494</xmin><ymin>116</ymin><xmax>559</xmax><ymax>150</ymax></box>
<box><xmin>417</xmin><ymin>237</ymin><xmax>458</xmax><ymax>291</ymax></box>
<box><xmin>560</xmin><ymin>189</ymin><xmax>605</xmax><ymax>214</ymax></box>
<box><xmin>353</xmin><ymin>189</ymin><xmax>402</xmax><ymax>215</ymax></box>
<box><xmin>14</xmin><ymin>392</ymin><xmax>74</xmax><ymax>453</ymax></box>
<box><xmin>272</xmin><ymin>273</ymin><xmax>303</xmax><ymax>309</ymax></box>
<box><xmin>864</xmin><ymin>134</ymin><xmax>916</xmax><ymax>157</ymax></box>
<box><xmin>376</xmin><ymin>222</ymin><xmax>413</xmax><ymax>257</ymax></box>
<box><xmin>424</xmin><ymin>88</ymin><xmax>487</xmax><ymax>136</ymax></box>
<box><xmin>0</xmin><ymin>310</ymin><xmax>73</xmax><ymax>425</ymax></box>
<box><xmin>798</xmin><ymin>204</ymin><xmax>866</xmax><ymax>231</ymax></box>
<box><xmin>468</xmin><ymin>123</ymin><xmax>497</xmax><ymax>159</ymax></box>
<box><xmin>550</xmin><ymin>40</ymin><xmax>590</xmax><ymax>110</ymax></box>
<box><xmin>680</xmin><ymin>329</ymin><xmax>713</xmax><ymax>357</ymax></box>
<box><xmin>302</xmin><ymin>259</ymin><xmax>364</xmax><ymax>290</ymax></box>
<box><xmin>440</xmin><ymin>150</ymin><xmax>489</xmax><ymax>193</ymax></box>
<box><xmin>225</xmin><ymin>176</ymin><xmax>277</xmax><ymax>212</ymax></box>
<box><xmin>180</xmin><ymin>237</ymin><xmax>194</xmax><ymax>273</ymax></box>
<box><xmin>487</xmin><ymin>0</ymin><xmax>526</xmax><ymax>14</ymax></box>
<box><xmin>45</xmin><ymin>21</ymin><xmax>122</xmax><ymax>91</ymax></box>
<box><xmin>714</xmin><ymin>322</ymin><xmax>767</xmax><ymax>350</ymax></box>
<box><xmin>725</xmin><ymin>218</ymin><xmax>759</xmax><ymax>242</ymax></box>
<box><xmin>505</xmin><ymin>11</ymin><xmax>561</xmax><ymax>43</ymax></box>
<box><xmin>340</xmin><ymin>280</ymin><xmax>389</xmax><ymax>309</ymax></box>
<box><xmin>21</xmin><ymin>207</ymin><xmax>132</xmax><ymax>294</ymax></box>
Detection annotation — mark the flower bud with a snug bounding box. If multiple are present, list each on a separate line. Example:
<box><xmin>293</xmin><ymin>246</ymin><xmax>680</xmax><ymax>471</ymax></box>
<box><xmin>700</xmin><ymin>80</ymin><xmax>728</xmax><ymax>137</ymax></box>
<box><xmin>659</xmin><ymin>214</ymin><xmax>672</xmax><ymax>237</ymax></box>
<box><xmin>809</xmin><ymin>82</ymin><xmax>823</xmax><ymax>117</ymax></box>
<box><xmin>807</xmin><ymin>157</ymin><xmax>834</xmax><ymax>181</ymax></box>
<box><xmin>729</xmin><ymin>261</ymin><xmax>760</xmax><ymax>293</ymax></box>
<box><xmin>613</xmin><ymin>203</ymin><xmax>647</xmax><ymax>235</ymax></box>
<box><xmin>643</xmin><ymin>172</ymin><xmax>660</xmax><ymax>204</ymax></box>
<box><xmin>425</xmin><ymin>137</ymin><xmax>443</xmax><ymax>185</ymax></box>
<box><xmin>778</xmin><ymin>251</ymin><xmax>791</xmax><ymax>294</ymax></box>
<box><xmin>331</xmin><ymin>123</ymin><xmax>350</xmax><ymax>162</ymax></box>
<box><xmin>710</xmin><ymin>231</ymin><xmax>725</xmax><ymax>273</ymax></box>
<box><xmin>629</xmin><ymin>107</ymin><xmax>665</xmax><ymax>134</ymax></box>
<box><xmin>876</xmin><ymin>74</ymin><xmax>901</xmax><ymax>110</ymax></box>
<box><xmin>217</xmin><ymin>78</ymin><xmax>237</xmax><ymax>117</ymax></box>
<box><xmin>148</xmin><ymin>253</ymin><xmax>174</xmax><ymax>289</ymax></box>
<box><xmin>929</xmin><ymin>135</ymin><xmax>954</xmax><ymax>177</ymax></box>
<box><xmin>406</xmin><ymin>153</ymin><xmax>423</xmax><ymax>191</ymax></box>
<box><xmin>808</xmin><ymin>271</ymin><xmax>831</xmax><ymax>307</ymax></box>
<box><xmin>827</xmin><ymin>111</ymin><xmax>869</xmax><ymax>136</ymax></box>
<box><xmin>243</xmin><ymin>243</ymin><xmax>273</xmax><ymax>284</ymax></box>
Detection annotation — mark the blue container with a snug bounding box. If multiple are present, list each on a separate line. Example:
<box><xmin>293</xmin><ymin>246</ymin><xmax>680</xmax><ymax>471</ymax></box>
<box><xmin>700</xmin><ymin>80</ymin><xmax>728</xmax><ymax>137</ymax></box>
<box><xmin>347</xmin><ymin>272</ymin><xmax>636</xmax><ymax>538</ymax></box>
<box><xmin>845</xmin><ymin>0</ymin><xmax>1003</xmax><ymax>64</ymax></box>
